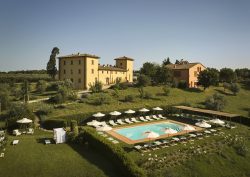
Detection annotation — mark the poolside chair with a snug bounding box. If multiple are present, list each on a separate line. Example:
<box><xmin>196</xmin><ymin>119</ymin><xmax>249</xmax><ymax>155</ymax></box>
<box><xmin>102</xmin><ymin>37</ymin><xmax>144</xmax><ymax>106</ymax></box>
<box><xmin>112</xmin><ymin>140</ymin><xmax>119</xmax><ymax>144</ymax></box>
<box><xmin>12</xmin><ymin>140</ymin><xmax>19</xmax><ymax>145</ymax></box>
<box><xmin>26</xmin><ymin>128</ymin><xmax>34</xmax><ymax>135</ymax></box>
<box><xmin>117</xmin><ymin>119</ymin><xmax>126</xmax><ymax>125</ymax></box>
<box><xmin>134</xmin><ymin>145</ymin><xmax>142</xmax><ymax>151</ymax></box>
<box><xmin>139</xmin><ymin>116</ymin><xmax>148</xmax><ymax>122</ymax></box>
<box><xmin>13</xmin><ymin>129</ymin><xmax>21</xmax><ymax>136</ymax></box>
<box><xmin>0</xmin><ymin>153</ymin><xmax>4</xmax><ymax>158</ymax></box>
<box><xmin>125</xmin><ymin>118</ymin><xmax>133</xmax><ymax>124</ymax></box>
<box><xmin>109</xmin><ymin>120</ymin><xmax>118</xmax><ymax>126</ymax></box>
<box><xmin>145</xmin><ymin>116</ymin><xmax>153</xmax><ymax>121</ymax></box>
<box><xmin>131</xmin><ymin>118</ymin><xmax>140</xmax><ymax>123</ymax></box>
<box><xmin>45</xmin><ymin>139</ymin><xmax>51</xmax><ymax>145</ymax></box>
<box><xmin>152</xmin><ymin>115</ymin><xmax>160</xmax><ymax>120</ymax></box>
<box><xmin>158</xmin><ymin>114</ymin><xmax>167</xmax><ymax>119</ymax></box>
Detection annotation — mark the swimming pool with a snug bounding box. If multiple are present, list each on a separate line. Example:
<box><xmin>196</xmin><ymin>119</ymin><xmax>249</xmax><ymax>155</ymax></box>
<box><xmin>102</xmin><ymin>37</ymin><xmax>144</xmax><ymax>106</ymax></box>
<box><xmin>114</xmin><ymin>122</ymin><xmax>184</xmax><ymax>141</ymax></box>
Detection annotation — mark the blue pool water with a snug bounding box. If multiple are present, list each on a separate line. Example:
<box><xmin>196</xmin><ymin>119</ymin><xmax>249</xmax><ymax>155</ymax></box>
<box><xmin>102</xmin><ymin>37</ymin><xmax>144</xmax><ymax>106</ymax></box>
<box><xmin>115</xmin><ymin>122</ymin><xmax>184</xmax><ymax>140</ymax></box>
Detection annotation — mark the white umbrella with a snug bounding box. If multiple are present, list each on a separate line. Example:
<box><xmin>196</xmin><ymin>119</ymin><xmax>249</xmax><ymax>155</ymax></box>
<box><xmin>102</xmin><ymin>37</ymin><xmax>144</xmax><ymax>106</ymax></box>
<box><xmin>96</xmin><ymin>126</ymin><xmax>112</xmax><ymax>131</ymax></box>
<box><xmin>164</xmin><ymin>128</ymin><xmax>177</xmax><ymax>134</ymax></box>
<box><xmin>87</xmin><ymin>120</ymin><xmax>102</xmax><ymax>126</ymax></box>
<box><xmin>93</xmin><ymin>112</ymin><xmax>105</xmax><ymax>118</ymax></box>
<box><xmin>124</xmin><ymin>109</ymin><xmax>135</xmax><ymax>114</ymax></box>
<box><xmin>209</xmin><ymin>119</ymin><xmax>225</xmax><ymax>125</ymax></box>
<box><xmin>109</xmin><ymin>111</ymin><xmax>122</xmax><ymax>116</ymax></box>
<box><xmin>152</xmin><ymin>107</ymin><xmax>163</xmax><ymax>111</ymax></box>
<box><xmin>182</xmin><ymin>125</ymin><xmax>195</xmax><ymax>131</ymax></box>
<box><xmin>143</xmin><ymin>131</ymin><xmax>160</xmax><ymax>139</ymax></box>
<box><xmin>16</xmin><ymin>118</ymin><xmax>32</xmax><ymax>124</ymax></box>
<box><xmin>139</xmin><ymin>108</ymin><xmax>150</xmax><ymax>112</ymax></box>
<box><xmin>195</xmin><ymin>121</ymin><xmax>211</xmax><ymax>128</ymax></box>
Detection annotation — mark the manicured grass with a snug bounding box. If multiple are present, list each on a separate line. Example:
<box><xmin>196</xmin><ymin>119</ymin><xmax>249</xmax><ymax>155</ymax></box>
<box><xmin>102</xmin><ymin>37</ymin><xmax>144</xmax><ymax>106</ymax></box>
<box><xmin>44</xmin><ymin>85</ymin><xmax>250</xmax><ymax>120</ymax></box>
<box><xmin>0</xmin><ymin>130</ymin><xmax>120</xmax><ymax>177</ymax></box>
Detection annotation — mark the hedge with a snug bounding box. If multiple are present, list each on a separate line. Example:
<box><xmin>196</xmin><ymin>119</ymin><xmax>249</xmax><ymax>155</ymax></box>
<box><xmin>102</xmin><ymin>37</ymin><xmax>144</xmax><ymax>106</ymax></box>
<box><xmin>82</xmin><ymin>127</ymin><xmax>146</xmax><ymax>177</ymax></box>
<box><xmin>42</xmin><ymin>119</ymin><xmax>67</xmax><ymax>130</ymax></box>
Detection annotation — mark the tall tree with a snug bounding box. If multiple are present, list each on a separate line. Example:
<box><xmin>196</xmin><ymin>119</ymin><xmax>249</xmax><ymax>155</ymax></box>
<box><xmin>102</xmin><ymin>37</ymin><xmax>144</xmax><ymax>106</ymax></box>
<box><xmin>140</xmin><ymin>62</ymin><xmax>158</xmax><ymax>78</ymax></box>
<box><xmin>155</xmin><ymin>66</ymin><xmax>173</xmax><ymax>84</ymax></box>
<box><xmin>175</xmin><ymin>60</ymin><xmax>180</xmax><ymax>64</ymax></box>
<box><xmin>47</xmin><ymin>47</ymin><xmax>59</xmax><ymax>80</ymax></box>
<box><xmin>22</xmin><ymin>80</ymin><xmax>30</xmax><ymax>103</ymax></box>
<box><xmin>162</xmin><ymin>57</ymin><xmax>172</xmax><ymax>65</ymax></box>
<box><xmin>219</xmin><ymin>68</ymin><xmax>236</xmax><ymax>83</ymax></box>
<box><xmin>198</xmin><ymin>69</ymin><xmax>219</xmax><ymax>90</ymax></box>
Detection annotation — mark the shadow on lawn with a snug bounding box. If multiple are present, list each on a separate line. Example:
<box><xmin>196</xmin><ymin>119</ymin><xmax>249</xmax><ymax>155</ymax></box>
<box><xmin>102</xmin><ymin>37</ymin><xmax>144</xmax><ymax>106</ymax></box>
<box><xmin>68</xmin><ymin>143</ymin><xmax>123</xmax><ymax>177</ymax></box>
<box><xmin>215</xmin><ymin>89</ymin><xmax>234</xmax><ymax>96</ymax></box>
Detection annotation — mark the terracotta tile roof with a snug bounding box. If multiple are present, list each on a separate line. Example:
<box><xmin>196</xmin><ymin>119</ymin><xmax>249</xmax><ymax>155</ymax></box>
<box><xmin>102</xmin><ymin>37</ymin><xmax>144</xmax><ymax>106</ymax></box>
<box><xmin>166</xmin><ymin>63</ymin><xmax>201</xmax><ymax>70</ymax></box>
<box><xmin>114</xmin><ymin>56</ymin><xmax>134</xmax><ymax>61</ymax></box>
<box><xmin>58</xmin><ymin>53</ymin><xmax>100</xmax><ymax>59</ymax></box>
<box><xmin>98</xmin><ymin>65</ymin><xmax>127</xmax><ymax>72</ymax></box>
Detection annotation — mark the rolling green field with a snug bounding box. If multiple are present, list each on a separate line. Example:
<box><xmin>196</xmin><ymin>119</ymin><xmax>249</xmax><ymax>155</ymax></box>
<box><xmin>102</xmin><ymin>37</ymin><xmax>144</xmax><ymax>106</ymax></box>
<box><xmin>0</xmin><ymin>130</ymin><xmax>120</xmax><ymax>177</ymax></box>
<box><xmin>45</xmin><ymin>85</ymin><xmax>250</xmax><ymax>120</ymax></box>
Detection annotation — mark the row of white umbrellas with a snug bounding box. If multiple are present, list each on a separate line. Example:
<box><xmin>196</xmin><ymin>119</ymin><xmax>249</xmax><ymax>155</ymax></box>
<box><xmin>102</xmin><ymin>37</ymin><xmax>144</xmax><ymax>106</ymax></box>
<box><xmin>93</xmin><ymin>107</ymin><xmax>163</xmax><ymax>118</ymax></box>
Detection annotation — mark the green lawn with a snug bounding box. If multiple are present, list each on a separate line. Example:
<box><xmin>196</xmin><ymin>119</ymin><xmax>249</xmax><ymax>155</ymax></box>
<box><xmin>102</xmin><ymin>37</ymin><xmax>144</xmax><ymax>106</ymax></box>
<box><xmin>0</xmin><ymin>130</ymin><xmax>120</xmax><ymax>177</ymax></box>
<box><xmin>45</xmin><ymin>85</ymin><xmax>250</xmax><ymax>120</ymax></box>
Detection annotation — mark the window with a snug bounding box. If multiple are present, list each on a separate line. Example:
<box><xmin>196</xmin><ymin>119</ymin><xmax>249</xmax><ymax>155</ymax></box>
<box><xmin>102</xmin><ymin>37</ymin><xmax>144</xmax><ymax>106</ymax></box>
<box><xmin>78</xmin><ymin>69</ymin><xmax>81</xmax><ymax>74</ymax></box>
<box><xmin>194</xmin><ymin>71</ymin><xmax>198</xmax><ymax>77</ymax></box>
<box><xmin>102</xmin><ymin>71</ymin><xmax>104</xmax><ymax>74</ymax></box>
<box><xmin>92</xmin><ymin>60</ymin><xmax>94</xmax><ymax>65</ymax></box>
<box><xmin>91</xmin><ymin>69</ymin><xmax>94</xmax><ymax>74</ymax></box>
<box><xmin>71</xmin><ymin>78</ymin><xmax>74</xmax><ymax>83</ymax></box>
<box><xmin>71</xmin><ymin>69</ymin><xmax>73</xmax><ymax>74</ymax></box>
<box><xmin>79</xmin><ymin>60</ymin><xmax>81</xmax><ymax>65</ymax></box>
<box><xmin>120</xmin><ymin>63</ymin><xmax>122</xmax><ymax>66</ymax></box>
<box><xmin>64</xmin><ymin>61</ymin><xmax>66</xmax><ymax>65</ymax></box>
<box><xmin>78</xmin><ymin>78</ymin><xmax>81</xmax><ymax>83</ymax></box>
<box><xmin>64</xmin><ymin>69</ymin><xmax>66</xmax><ymax>74</ymax></box>
<box><xmin>95</xmin><ymin>77</ymin><xmax>98</xmax><ymax>82</ymax></box>
<box><xmin>71</xmin><ymin>60</ymin><xmax>73</xmax><ymax>65</ymax></box>
<box><xmin>107</xmin><ymin>71</ymin><xmax>109</xmax><ymax>74</ymax></box>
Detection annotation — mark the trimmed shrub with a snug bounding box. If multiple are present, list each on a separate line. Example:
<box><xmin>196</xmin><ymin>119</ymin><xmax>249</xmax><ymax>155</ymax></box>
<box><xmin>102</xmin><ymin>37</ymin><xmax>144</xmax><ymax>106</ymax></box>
<box><xmin>137</xmin><ymin>74</ymin><xmax>151</xmax><ymax>87</ymax></box>
<box><xmin>205</xmin><ymin>93</ymin><xmax>226</xmax><ymax>111</ymax></box>
<box><xmin>162</xmin><ymin>85</ymin><xmax>171</xmax><ymax>96</ymax></box>
<box><xmin>89</xmin><ymin>81</ymin><xmax>103</xmax><ymax>93</ymax></box>
<box><xmin>87</xmin><ymin>93</ymin><xmax>112</xmax><ymax>105</ymax></box>
<box><xmin>230</xmin><ymin>83</ymin><xmax>240</xmax><ymax>95</ymax></box>
<box><xmin>124</xmin><ymin>95</ymin><xmax>135</xmax><ymax>102</ymax></box>
<box><xmin>82</xmin><ymin>127</ymin><xmax>146</xmax><ymax>177</ymax></box>
<box><xmin>178</xmin><ymin>80</ymin><xmax>187</xmax><ymax>89</ymax></box>
<box><xmin>144</xmin><ymin>91</ymin><xmax>153</xmax><ymax>99</ymax></box>
<box><xmin>138</xmin><ymin>87</ymin><xmax>144</xmax><ymax>98</ymax></box>
<box><xmin>70</xmin><ymin>120</ymin><xmax>79</xmax><ymax>135</ymax></box>
<box><xmin>36</xmin><ymin>104</ymin><xmax>53</xmax><ymax>115</ymax></box>
<box><xmin>42</xmin><ymin>119</ymin><xmax>66</xmax><ymax>130</ymax></box>
<box><xmin>36</xmin><ymin>80</ymin><xmax>47</xmax><ymax>93</ymax></box>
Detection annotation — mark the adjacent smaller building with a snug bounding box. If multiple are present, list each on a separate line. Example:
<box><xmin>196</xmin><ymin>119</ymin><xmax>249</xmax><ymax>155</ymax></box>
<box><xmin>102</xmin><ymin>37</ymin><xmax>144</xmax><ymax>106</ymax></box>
<box><xmin>166</xmin><ymin>62</ymin><xmax>206</xmax><ymax>88</ymax></box>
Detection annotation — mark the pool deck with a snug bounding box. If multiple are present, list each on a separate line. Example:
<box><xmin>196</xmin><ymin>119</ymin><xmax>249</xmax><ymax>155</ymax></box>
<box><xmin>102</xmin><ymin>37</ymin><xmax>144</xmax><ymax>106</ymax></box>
<box><xmin>106</xmin><ymin>120</ymin><xmax>203</xmax><ymax>144</ymax></box>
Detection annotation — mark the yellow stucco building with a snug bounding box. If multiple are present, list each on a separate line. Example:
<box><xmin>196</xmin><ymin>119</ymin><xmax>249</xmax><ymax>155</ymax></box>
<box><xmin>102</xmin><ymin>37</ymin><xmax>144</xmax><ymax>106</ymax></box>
<box><xmin>166</xmin><ymin>62</ymin><xmax>206</xmax><ymax>87</ymax></box>
<box><xmin>58</xmin><ymin>53</ymin><xmax>134</xmax><ymax>90</ymax></box>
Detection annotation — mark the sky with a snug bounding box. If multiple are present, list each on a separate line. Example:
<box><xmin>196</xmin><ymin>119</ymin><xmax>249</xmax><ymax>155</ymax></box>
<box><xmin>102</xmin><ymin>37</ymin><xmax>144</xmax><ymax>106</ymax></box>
<box><xmin>0</xmin><ymin>0</ymin><xmax>249</xmax><ymax>71</ymax></box>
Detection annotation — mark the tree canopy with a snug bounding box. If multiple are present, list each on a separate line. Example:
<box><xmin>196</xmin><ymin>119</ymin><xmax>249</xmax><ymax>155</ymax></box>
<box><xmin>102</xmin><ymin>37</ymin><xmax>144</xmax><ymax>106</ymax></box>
<box><xmin>198</xmin><ymin>68</ymin><xmax>219</xmax><ymax>90</ymax></box>
<box><xmin>47</xmin><ymin>47</ymin><xmax>59</xmax><ymax>80</ymax></box>
<box><xmin>219</xmin><ymin>68</ymin><xmax>236</xmax><ymax>83</ymax></box>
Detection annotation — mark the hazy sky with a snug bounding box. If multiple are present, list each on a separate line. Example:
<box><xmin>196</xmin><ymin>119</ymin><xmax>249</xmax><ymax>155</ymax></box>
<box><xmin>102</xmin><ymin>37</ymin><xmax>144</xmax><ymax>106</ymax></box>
<box><xmin>0</xmin><ymin>0</ymin><xmax>249</xmax><ymax>71</ymax></box>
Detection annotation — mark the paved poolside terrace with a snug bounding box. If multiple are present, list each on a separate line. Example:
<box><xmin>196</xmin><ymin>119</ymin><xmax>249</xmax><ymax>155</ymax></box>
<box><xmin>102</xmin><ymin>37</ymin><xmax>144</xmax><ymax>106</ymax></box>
<box><xmin>106</xmin><ymin>120</ymin><xmax>203</xmax><ymax>144</ymax></box>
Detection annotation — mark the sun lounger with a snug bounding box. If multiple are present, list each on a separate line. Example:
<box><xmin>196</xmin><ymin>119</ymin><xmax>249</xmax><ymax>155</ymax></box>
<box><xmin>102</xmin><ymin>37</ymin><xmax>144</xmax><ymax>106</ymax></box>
<box><xmin>125</xmin><ymin>118</ymin><xmax>133</xmax><ymax>124</ymax></box>
<box><xmin>131</xmin><ymin>118</ymin><xmax>140</xmax><ymax>123</ymax></box>
<box><xmin>152</xmin><ymin>115</ymin><xmax>160</xmax><ymax>120</ymax></box>
<box><xmin>117</xmin><ymin>119</ymin><xmax>126</xmax><ymax>125</ymax></box>
<box><xmin>139</xmin><ymin>116</ymin><xmax>148</xmax><ymax>122</ymax></box>
<box><xmin>158</xmin><ymin>114</ymin><xmax>167</xmax><ymax>119</ymax></box>
<box><xmin>26</xmin><ymin>128</ymin><xmax>34</xmax><ymax>135</ymax></box>
<box><xmin>12</xmin><ymin>140</ymin><xmax>19</xmax><ymax>145</ymax></box>
<box><xmin>112</xmin><ymin>140</ymin><xmax>119</xmax><ymax>144</ymax></box>
<box><xmin>145</xmin><ymin>116</ymin><xmax>153</xmax><ymax>121</ymax></box>
<box><xmin>13</xmin><ymin>129</ymin><xmax>21</xmax><ymax>136</ymax></box>
<box><xmin>109</xmin><ymin>120</ymin><xmax>118</xmax><ymax>126</ymax></box>
<box><xmin>0</xmin><ymin>153</ymin><xmax>4</xmax><ymax>158</ymax></box>
<box><xmin>45</xmin><ymin>139</ymin><xmax>51</xmax><ymax>145</ymax></box>
<box><xmin>107</xmin><ymin>137</ymin><xmax>114</xmax><ymax>141</ymax></box>
<box><xmin>134</xmin><ymin>145</ymin><xmax>142</xmax><ymax>151</ymax></box>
